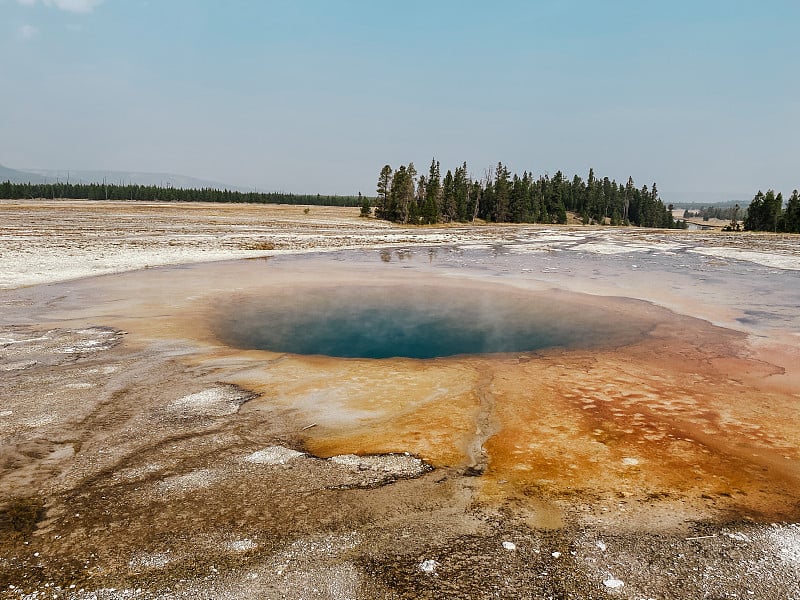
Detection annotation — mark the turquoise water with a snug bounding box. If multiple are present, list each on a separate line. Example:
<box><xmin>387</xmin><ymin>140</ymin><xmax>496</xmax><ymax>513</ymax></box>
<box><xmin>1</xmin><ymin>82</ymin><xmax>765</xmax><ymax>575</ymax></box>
<box><xmin>214</xmin><ymin>285</ymin><xmax>654</xmax><ymax>359</ymax></box>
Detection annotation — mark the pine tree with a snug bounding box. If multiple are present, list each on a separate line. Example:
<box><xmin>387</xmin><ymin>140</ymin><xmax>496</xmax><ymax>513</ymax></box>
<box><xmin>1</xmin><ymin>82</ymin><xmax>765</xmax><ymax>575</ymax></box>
<box><xmin>555</xmin><ymin>199</ymin><xmax>568</xmax><ymax>224</ymax></box>
<box><xmin>493</xmin><ymin>162</ymin><xmax>510</xmax><ymax>222</ymax></box>
<box><xmin>422</xmin><ymin>159</ymin><xmax>441</xmax><ymax>224</ymax></box>
<box><xmin>398</xmin><ymin>162</ymin><xmax>417</xmax><ymax>223</ymax></box>
<box><xmin>509</xmin><ymin>174</ymin><xmax>528</xmax><ymax>223</ymax></box>
<box><xmin>744</xmin><ymin>191</ymin><xmax>765</xmax><ymax>231</ymax></box>
<box><xmin>408</xmin><ymin>175</ymin><xmax>425</xmax><ymax>225</ymax></box>
<box><xmin>468</xmin><ymin>180</ymin><xmax>481</xmax><ymax>222</ymax></box>
<box><xmin>387</xmin><ymin>165</ymin><xmax>414</xmax><ymax>223</ymax></box>
<box><xmin>784</xmin><ymin>190</ymin><xmax>800</xmax><ymax>233</ymax></box>
<box><xmin>376</xmin><ymin>165</ymin><xmax>392</xmax><ymax>219</ymax></box>
<box><xmin>768</xmin><ymin>191</ymin><xmax>782</xmax><ymax>232</ymax></box>
<box><xmin>453</xmin><ymin>162</ymin><xmax>469</xmax><ymax>222</ymax></box>
<box><xmin>359</xmin><ymin>192</ymin><xmax>371</xmax><ymax>217</ymax></box>
<box><xmin>571</xmin><ymin>174</ymin><xmax>585</xmax><ymax>214</ymax></box>
<box><xmin>623</xmin><ymin>176</ymin><xmax>633</xmax><ymax>224</ymax></box>
<box><xmin>441</xmin><ymin>170</ymin><xmax>456</xmax><ymax>222</ymax></box>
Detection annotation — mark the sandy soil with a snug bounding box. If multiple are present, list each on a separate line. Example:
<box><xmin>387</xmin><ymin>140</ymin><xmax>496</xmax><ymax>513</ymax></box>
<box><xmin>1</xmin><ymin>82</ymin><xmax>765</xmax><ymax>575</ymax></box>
<box><xmin>1</xmin><ymin>200</ymin><xmax>800</xmax><ymax>599</ymax></box>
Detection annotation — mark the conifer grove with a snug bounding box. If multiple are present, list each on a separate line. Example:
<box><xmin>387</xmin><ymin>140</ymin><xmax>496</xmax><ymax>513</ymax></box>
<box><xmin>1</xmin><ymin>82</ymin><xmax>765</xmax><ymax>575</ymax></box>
<box><xmin>374</xmin><ymin>160</ymin><xmax>680</xmax><ymax>228</ymax></box>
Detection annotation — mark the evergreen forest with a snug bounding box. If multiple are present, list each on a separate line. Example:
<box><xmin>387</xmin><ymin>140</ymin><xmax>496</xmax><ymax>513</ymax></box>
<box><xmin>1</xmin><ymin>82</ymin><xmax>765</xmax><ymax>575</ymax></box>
<box><xmin>0</xmin><ymin>180</ymin><xmax>363</xmax><ymax>207</ymax></box>
<box><xmin>743</xmin><ymin>189</ymin><xmax>800</xmax><ymax>233</ymax></box>
<box><xmin>683</xmin><ymin>191</ymin><xmax>800</xmax><ymax>233</ymax></box>
<box><xmin>374</xmin><ymin>160</ymin><xmax>681</xmax><ymax>228</ymax></box>
<box><xmin>683</xmin><ymin>205</ymin><xmax>741</xmax><ymax>222</ymax></box>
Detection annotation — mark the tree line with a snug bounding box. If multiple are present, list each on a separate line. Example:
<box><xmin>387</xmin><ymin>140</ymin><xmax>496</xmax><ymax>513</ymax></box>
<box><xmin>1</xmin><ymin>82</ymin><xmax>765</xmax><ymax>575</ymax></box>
<box><xmin>743</xmin><ymin>189</ymin><xmax>800</xmax><ymax>233</ymax></box>
<box><xmin>681</xmin><ymin>190</ymin><xmax>800</xmax><ymax>233</ymax></box>
<box><xmin>374</xmin><ymin>160</ymin><xmax>681</xmax><ymax>228</ymax></box>
<box><xmin>684</xmin><ymin>205</ymin><xmax>740</xmax><ymax>222</ymax></box>
<box><xmin>0</xmin><ymin>180</ymin><xmax>364</xmax><ymax>207</ymax></box>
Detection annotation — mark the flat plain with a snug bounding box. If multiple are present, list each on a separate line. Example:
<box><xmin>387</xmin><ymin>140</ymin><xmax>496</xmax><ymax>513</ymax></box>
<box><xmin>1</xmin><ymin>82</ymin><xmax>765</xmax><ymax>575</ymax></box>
<box><xmin>1</xmin><ymin>200</ymin><xmax>800</xmax><ymax>599</ymax></box>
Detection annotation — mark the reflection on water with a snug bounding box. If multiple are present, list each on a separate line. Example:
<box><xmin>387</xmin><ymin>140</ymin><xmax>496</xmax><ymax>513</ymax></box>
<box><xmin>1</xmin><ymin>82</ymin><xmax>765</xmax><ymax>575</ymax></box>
<box><xmin>214</xmin><ymin>285</ymin><xmax>653</xmax><ymax>359</ymax></box>
<box><xmin>368</xmin><ymin>243</ymin><xmax>800</xmax><ymax>335</ymax></box>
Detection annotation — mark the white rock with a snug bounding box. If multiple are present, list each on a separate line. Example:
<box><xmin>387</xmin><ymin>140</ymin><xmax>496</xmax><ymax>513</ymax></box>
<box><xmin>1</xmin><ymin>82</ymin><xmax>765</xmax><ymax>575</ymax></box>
<box><xmin>551</xmin><ymin>551</ymin><xmax>561</xmax><ymax>558</ymax></box>
<box><xmin>603</xmin><ymin>578</ymin><xmax>624</xmax><ymax>589</ymax></box>
<box><xmin>502</xmin><ymin>541</ymin><xmax>516</xmax><ymax>551</ymax></box>
<box><xmin>596</xmin><ymin>540</ymin><xmax>607</xmax><ymax>551</ymax></box>
<box><xmin>169</xmin><ymin>386</ymin><xmax>248</xmax><ymax>417</ymax></box>
<box><xmin>419</xmin><ymin>559</ymin><xmax>438</xmax><ymax>573</ymax></box>
<box><xmin>329</xmin><ymin>453</ymin><xmax>427</xmax><ymax>477</ymax></box>
<box><xmin>227</xmin><ymin>539</ymin><xmax>258</xmax><ymax>552</ymax></box>
<box><xmin>329</xmin><ymin>454</ymin><xmax>363</xmax><ymax>468</ymax></box>
<box><xmin>245</xmin><ymin>446</ymin><xmax>305</xmax><ymax>465</ymax></box>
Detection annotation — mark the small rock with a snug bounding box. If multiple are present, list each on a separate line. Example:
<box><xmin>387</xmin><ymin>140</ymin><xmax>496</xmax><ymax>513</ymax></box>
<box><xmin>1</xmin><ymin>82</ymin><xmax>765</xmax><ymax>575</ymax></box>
<box><xmin>551</xmin><ymin>551</ymin><xmax>561</xmax><ymax>558</ymax></box>
<box><xmin>419</xmin><ymin>559</ymin><xmax>438</xmax><ymax>573</ymax></box>
<box><xmin>227</xmin><ymin>539</ymin><xmax>258</xmax><ymax>552</ymax></box>
<box><xmin>245</xmin><ymin>446</ymin><xmax>305</xmax><ymax>465</ymax></box>
<box><xmin>724</xmin><ymin>532</ymin><xmax>750</xmax><ymax>542</ymax></box>
<box><xmin>502</xmin><ymin>541</ymin><xmax>516</xmax><ymax>551</ymax></box>
<box><xmin>603</xmin><ymin>578</ymin><xmax>624</xmax><ymax>589</ymax></box>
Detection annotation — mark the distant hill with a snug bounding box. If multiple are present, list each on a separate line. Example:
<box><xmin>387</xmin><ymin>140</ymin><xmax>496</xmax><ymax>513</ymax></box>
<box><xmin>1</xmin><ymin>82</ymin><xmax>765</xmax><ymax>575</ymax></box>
<box><xmin>1</xmin><ymin>164</ymin><xmax>246</xmax><ymax>191</ymax></box>
<box><xmin>666</xmin><ymin>191</ymin><xmax>752</xmax><ymax>207</ymax></box>
<box><xmin>0</xmin><ymin>164</ymin><xmax>51</xmax><ymax>184</ymax></box>
<box><xmin>22</xmin><ymin>168</ymin><xmax>240</xmax><ymax>190</ymax></box>
<box><xmin>671</xmin><ymin>199</ymin><xmax>751</xmax><ymax>209</ymax></box>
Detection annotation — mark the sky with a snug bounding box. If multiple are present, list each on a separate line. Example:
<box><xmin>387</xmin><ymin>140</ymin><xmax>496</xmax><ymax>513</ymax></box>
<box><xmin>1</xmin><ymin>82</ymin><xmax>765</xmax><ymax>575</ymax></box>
<box><xmin>2</xmin><ymin>0</ymin><xmax>799</xmax><ymax>200</ymax></box>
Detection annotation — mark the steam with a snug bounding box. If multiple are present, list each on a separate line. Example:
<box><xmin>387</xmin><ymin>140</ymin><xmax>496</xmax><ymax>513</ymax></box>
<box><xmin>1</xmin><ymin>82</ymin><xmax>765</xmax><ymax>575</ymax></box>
<box><xmin>214</xmin><ymin>284</ymin><xmax>652</xmax><ymax>360</ymax></box>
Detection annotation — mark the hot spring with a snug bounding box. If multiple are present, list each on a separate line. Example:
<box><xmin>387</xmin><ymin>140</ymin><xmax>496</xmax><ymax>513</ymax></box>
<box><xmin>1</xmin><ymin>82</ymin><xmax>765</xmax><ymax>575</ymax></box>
<box><xmin>213</xmin><ymin>284</ymin><xmax>655</xmax><ymax>359</ymax></box>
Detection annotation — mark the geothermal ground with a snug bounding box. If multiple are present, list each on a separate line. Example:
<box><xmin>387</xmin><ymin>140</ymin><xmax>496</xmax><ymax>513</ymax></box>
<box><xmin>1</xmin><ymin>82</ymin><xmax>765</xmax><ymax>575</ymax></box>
<box><xmin>1</xmin><ymin>200</ymin><xmax>800</xmax><ymax>599</ymax></box>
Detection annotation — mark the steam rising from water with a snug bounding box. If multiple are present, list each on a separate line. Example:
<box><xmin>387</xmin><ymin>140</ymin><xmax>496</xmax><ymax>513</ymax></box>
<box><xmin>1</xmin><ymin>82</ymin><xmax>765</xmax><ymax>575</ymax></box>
<box><xmin>214</xmin><ymin>285</ymin><xmax>653</xmax><ymax>359</ymax></box>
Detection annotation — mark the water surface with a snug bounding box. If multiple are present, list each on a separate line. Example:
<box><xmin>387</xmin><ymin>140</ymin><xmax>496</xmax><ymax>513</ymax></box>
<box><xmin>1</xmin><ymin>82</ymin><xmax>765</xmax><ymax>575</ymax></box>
<box><xmin>214</xmin><ymin>284</ymin><xmax>653</xmax><ymax>359</ymax></box>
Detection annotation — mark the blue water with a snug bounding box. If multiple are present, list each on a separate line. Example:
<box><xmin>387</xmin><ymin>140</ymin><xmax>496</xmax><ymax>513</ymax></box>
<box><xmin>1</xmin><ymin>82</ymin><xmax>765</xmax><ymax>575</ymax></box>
<box><xmin>215</xmin><ymin>285</ymin><xmax>654</xmax><ymax>359</ymax></box>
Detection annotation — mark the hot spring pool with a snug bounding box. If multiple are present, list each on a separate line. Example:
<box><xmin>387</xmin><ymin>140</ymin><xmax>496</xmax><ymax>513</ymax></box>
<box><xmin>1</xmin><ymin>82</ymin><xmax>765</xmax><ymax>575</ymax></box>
<box><xmin>213</xmin><ymin>284</ymin><xmax>654</xmax><ymax>359</ymax></box>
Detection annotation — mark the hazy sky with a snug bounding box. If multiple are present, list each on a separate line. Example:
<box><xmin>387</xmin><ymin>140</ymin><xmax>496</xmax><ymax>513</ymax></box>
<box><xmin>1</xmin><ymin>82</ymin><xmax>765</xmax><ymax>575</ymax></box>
<box><xmin>2</xmin><ymin>0</ymin><xmax>798</xmax><ymax>199</ymax></box>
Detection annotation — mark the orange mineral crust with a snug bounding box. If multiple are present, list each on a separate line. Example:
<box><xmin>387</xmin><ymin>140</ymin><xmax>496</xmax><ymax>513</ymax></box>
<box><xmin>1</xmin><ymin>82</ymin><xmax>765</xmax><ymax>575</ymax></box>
<box><xmin>8</xmin><ymin>255</ymin><xmax>800</xmax><ymax>525</ymax></box>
